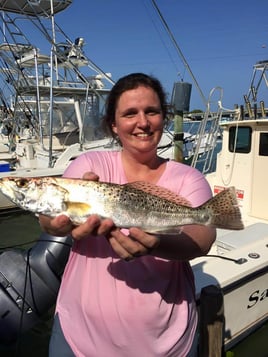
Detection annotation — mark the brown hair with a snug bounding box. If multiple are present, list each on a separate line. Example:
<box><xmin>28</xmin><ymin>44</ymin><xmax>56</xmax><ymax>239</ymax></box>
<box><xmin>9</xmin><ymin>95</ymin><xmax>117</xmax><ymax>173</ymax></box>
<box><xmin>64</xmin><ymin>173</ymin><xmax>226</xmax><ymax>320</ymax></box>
<box><xmin>102</xmin><ymin>73</ymin><xmax>168</xmax><ymax>139</ymax></box>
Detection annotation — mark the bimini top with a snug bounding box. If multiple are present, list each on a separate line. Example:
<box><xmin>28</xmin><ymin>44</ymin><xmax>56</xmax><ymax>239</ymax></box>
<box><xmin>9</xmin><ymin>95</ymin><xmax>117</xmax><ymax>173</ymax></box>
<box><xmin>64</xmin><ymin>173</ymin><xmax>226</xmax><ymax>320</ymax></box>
<box><xmin>0</xmin><ymin>0</ymin><xmax>72</xmax><ymax>16</ymax></box>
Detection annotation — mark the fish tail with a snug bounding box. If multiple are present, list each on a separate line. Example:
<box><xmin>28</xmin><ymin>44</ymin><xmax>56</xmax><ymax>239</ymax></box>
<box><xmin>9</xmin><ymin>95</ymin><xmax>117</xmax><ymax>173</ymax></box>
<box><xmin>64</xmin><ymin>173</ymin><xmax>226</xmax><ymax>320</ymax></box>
<box><xmin>205</xmin><ymin>187</ymin><xmax>244</xmax><ymax>230</ymax></box>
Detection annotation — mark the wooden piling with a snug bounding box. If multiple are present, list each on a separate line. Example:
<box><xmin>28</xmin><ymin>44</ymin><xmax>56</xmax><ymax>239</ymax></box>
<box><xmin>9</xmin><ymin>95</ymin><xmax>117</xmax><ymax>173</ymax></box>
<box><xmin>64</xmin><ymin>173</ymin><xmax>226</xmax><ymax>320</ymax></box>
<box><xmin>198</xmin><ymin>285</ymin><xmax>224</xmax><ymax>357</ymax></box>
<box><xmin>173</xmin><ymin>111</ymin><xmax>183</xmax><ymax>162</ymax></box>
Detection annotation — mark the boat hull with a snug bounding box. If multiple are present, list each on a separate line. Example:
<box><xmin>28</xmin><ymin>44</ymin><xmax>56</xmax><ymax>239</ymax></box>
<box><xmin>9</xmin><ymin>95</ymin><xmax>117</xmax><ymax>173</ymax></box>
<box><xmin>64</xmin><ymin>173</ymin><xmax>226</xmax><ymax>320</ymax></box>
<box><xmin>193</xmin><ymin>223</ymin><xmax>268</xmax><ymax>349</ymax></box>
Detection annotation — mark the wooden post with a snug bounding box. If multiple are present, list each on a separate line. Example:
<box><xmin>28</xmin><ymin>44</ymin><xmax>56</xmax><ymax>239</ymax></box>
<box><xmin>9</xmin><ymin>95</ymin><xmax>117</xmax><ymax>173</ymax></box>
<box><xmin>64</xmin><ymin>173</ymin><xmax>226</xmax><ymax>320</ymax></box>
<box><xmin>173</xmin><ymin>110</ymin><xmax>184</xmax><ymax>162</ymax></box>
<box><xmin>260</xmin><ymin>100</ymin><xmax>265</xmax><ymax>117</ymax></box>
<box><xmin>198</xmin><ymin>285</ymin><xmax>224</xmax><ymax>357</ymax></box>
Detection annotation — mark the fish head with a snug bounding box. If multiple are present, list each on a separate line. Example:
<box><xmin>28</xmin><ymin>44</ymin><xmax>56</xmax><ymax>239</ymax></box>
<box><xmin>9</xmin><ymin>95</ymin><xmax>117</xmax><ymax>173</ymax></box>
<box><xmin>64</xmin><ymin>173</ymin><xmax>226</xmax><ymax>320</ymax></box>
<box><xmin>0</xmin><ymin>177</ymin><xmax>38</xmax><ymax>205</ymax></box>
<box><xmin>0</xmin><ymin>177</ymin><xmax>67</xmax><ymax>215</ymax></box>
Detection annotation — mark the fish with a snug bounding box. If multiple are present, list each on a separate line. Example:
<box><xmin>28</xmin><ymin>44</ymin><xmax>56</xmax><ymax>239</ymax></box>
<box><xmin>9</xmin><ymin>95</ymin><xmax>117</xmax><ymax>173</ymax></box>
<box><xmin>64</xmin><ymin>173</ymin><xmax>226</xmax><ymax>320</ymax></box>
<box><xmin>0</xmin><ymin>177</ymin><xmax>244</xmax><ymax>233</ymax></box>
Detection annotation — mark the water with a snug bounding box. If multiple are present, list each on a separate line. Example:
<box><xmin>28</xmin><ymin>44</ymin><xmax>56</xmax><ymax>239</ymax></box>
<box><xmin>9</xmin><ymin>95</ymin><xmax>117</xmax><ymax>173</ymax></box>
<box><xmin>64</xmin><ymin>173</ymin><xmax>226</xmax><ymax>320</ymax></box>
<box><xmin>226</xmin><ymin>323</ymin><xmax>268</xmax><ymax>357</ymax></box>
<box><xmin>0</xmin><ymin>210</ymin><xmax>41</xmax><ymax>250</ymax></box>
<box><xmin>227</xmin><ymin>323</ymin><xmax>268</xmax><ymax>356</ymax></box>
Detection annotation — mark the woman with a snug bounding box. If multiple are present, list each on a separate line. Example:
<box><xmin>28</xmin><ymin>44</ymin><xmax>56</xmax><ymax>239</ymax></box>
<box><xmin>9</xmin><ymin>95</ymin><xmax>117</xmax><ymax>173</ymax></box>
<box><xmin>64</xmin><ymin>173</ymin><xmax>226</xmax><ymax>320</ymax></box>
<box><xmin>40</xmin><ymin>73</ymin><xmax>216</xmax><ymax>356</ymax></box>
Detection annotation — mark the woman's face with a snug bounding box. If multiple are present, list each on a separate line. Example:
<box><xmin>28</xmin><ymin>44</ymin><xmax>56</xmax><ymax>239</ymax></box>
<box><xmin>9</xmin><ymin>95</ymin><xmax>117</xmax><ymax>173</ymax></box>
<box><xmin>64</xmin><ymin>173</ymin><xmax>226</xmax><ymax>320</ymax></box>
<box><xmin>112</xmin><ymin>86</ymin><xmax>164</xmax><ymax>155</ymax></box>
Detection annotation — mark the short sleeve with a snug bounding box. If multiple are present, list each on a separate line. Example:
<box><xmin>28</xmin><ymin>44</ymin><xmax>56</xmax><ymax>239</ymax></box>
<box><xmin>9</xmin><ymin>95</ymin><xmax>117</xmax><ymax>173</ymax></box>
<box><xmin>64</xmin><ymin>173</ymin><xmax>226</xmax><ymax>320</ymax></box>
<box><xmin>158</xmin><ymin>161</ymin><xmax>212</xmax><ymax>207</ymax></box>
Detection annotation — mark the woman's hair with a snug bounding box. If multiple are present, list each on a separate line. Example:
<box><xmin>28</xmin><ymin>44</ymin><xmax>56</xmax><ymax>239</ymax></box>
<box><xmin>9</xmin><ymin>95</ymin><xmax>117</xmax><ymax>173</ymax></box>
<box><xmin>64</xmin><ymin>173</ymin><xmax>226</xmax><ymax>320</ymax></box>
<box><xmin>102</xmin><ymin>73</ymin><xmax>168</xmax><ymax>139</ymax></box>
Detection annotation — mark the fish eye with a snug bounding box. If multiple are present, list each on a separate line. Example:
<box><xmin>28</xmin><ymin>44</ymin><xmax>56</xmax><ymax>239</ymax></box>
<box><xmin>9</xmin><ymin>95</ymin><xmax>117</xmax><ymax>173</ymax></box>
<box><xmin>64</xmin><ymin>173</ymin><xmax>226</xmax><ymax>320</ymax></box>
<box><xmin>16</xmin><ymin>178</ymin><xmax>29</xmax><ymax>188</ymax></box>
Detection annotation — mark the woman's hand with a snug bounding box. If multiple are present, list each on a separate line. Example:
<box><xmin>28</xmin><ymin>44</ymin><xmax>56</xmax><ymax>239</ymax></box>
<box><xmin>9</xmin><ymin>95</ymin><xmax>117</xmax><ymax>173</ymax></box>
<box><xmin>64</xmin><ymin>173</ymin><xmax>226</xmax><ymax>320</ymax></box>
<box><xmin>38</xmin><ymin>213</ymin><xmax>74</xmax><ymax>237</ymax></box>
<box><xmin>107</xmin><ymin>227</ymin><xmax>160</xmax><ymax>261</ymax></box>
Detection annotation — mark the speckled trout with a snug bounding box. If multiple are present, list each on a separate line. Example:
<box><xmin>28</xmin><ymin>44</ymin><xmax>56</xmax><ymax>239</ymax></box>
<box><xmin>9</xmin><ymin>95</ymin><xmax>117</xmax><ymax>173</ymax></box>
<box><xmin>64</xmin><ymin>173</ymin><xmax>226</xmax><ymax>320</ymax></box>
<box><xmin>0</xmin><ymin>177</ymin><xmax>244</xmax><ymax>233</ymax></box>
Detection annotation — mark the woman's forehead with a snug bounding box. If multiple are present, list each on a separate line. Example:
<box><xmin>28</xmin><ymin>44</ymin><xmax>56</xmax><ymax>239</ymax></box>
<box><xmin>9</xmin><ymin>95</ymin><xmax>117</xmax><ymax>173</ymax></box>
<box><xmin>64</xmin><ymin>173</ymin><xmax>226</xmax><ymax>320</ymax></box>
<box><xmin>116</xmin><ymin>86</ymin><xmax>160</xmax><ymax>108</ymax></box>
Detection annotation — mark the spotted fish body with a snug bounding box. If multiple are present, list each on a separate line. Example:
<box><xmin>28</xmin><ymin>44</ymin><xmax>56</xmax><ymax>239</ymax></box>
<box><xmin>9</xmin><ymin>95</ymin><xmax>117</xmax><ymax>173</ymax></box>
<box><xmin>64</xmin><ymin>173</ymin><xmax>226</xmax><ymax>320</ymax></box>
<box><xmin>0</xmin><ymin>177</ymin><xmax>244</xmax><ymax>233</ymax></box>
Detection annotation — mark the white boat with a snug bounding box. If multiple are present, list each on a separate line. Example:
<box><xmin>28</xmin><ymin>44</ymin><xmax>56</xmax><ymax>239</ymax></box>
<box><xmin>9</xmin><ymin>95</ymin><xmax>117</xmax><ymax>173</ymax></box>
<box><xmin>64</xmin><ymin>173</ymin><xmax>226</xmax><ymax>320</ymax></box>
<box><xmin>192</xmin><ymin>60</ymin><xmax>268</xmax><ymax>352</ymax></box>
<box><xmin>0</xmin><ymin>1</ymin><xmax>119</xmax><ymax>210</ymax></box>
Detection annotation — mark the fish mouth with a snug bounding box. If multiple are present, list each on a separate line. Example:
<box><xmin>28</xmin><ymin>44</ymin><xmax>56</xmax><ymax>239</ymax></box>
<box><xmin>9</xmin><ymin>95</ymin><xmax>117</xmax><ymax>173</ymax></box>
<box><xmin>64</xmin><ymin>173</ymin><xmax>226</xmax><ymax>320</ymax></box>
<box><xmin>0</xmin><ymin>181</ymin><xmax>24</xmax><ymax>202</ymax></box>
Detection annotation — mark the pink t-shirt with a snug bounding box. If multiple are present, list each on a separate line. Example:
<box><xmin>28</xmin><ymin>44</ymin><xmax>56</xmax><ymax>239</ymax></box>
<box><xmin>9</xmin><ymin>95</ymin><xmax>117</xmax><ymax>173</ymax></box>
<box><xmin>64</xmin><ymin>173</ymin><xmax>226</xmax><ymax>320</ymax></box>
<box><xmin>56</xmin><ymin>151</ymin><xmax>212</xmax><ymax>357</ymax></box>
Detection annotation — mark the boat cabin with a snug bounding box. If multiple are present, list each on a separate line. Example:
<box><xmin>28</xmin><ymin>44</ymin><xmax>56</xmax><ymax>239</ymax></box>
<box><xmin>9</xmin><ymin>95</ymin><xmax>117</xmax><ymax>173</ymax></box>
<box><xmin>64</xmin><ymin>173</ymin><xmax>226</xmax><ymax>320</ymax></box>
<box><xmin>206</xmin><ymin>119</ymin><xmax>268</xmax><ymax>224</ymax></box>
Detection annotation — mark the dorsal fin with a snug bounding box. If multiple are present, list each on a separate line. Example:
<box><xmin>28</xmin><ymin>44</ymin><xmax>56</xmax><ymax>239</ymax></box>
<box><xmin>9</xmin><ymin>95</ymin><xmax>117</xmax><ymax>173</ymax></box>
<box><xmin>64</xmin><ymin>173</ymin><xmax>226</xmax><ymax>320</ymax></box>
<box><xmin>126</xmin><ymin>181</ymin><xmax>192</xmax><ymax>207</ymax></box>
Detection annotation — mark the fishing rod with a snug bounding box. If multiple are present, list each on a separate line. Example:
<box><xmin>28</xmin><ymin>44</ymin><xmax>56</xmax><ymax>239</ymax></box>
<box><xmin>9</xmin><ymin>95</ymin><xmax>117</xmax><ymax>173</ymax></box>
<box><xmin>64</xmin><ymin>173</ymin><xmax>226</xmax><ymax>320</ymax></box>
<box><xmin>150</xmin><ymin>0</ymin><xmax>207</xmax><ymax>107</ymax></box>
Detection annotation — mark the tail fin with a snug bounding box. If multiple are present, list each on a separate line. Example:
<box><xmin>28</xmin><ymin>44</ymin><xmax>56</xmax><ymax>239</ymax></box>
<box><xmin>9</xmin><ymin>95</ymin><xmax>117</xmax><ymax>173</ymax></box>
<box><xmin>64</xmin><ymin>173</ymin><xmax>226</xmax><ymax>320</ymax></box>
<box><xmin>205</xmin><ymin>187</ymin><xmax>244</xmax><ymax>230</ymax></box>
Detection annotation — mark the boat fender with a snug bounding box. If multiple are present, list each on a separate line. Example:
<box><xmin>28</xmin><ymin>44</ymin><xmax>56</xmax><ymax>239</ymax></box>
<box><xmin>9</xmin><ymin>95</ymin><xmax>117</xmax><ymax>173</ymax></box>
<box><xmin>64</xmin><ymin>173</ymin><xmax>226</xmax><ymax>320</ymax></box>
<box><xmin>0</xmin><ymin>232</ymin><xmax>72</xmax><ymax>344</ymax></box>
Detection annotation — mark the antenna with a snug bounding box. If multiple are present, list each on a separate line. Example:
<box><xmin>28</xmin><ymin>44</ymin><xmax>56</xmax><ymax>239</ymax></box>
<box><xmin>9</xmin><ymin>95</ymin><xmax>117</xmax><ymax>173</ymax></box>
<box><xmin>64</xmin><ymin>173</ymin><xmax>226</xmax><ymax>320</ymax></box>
<box><xmin>151</xmin><ymin>0</ymin><xmax>207</xmax><ymax>106</ymax></box>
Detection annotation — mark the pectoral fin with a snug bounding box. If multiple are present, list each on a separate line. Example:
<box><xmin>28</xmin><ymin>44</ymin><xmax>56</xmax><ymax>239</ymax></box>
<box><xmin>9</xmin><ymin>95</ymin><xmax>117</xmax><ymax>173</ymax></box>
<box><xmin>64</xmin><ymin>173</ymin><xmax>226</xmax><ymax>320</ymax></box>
<box><xmin>65</xmin><ymin>201</ymin><xmax>91</xmax><ymax>216</ymax></box>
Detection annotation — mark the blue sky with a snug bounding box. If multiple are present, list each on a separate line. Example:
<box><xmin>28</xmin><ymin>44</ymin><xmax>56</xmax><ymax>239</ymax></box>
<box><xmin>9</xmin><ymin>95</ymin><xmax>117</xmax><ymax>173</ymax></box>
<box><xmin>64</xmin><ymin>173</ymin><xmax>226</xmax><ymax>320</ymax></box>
<box><xmin>11</xmin><ymin>0</ymin><xmax>268</xmax><ymax>111</ymax></box>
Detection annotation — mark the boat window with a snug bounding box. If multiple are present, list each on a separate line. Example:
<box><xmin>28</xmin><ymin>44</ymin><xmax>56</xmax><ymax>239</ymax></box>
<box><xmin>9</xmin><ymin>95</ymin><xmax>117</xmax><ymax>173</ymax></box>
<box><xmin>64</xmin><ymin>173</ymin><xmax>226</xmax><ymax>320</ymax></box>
<box><xmin>229</xmin><ymin>126</ymin><xmax>252</xmax><ymax>153</ymax></box>
<box><xmin>259</xmin><ymin>133</ymin><xmax>268</xmax><ymax>156</ymax></box>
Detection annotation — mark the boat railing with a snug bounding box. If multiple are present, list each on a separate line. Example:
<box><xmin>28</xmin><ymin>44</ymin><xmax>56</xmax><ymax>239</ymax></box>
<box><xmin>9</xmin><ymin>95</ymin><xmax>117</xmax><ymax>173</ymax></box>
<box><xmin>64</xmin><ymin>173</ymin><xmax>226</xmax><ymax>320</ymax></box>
<box><xmin>190</xmin><ymin>87</ymin><xmax>223</xmax><ymax>173</ymax></box>
<box><xmin>245</xmin><ymin>60</ymin><xmax>268</xmax><ymax>109</ymax></box>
